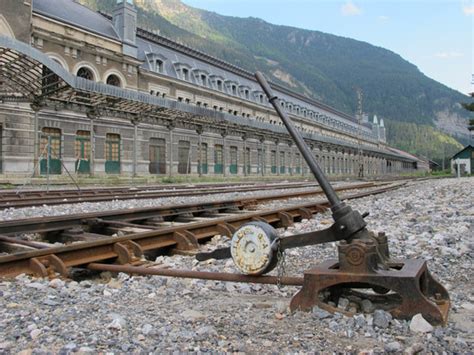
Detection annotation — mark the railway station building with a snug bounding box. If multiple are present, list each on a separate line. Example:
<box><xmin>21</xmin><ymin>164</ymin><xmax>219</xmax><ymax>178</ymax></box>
<box><xmin>0</xmin><ymin>0</ymin><xmax>425</xmax><ymax>178</ymax></box>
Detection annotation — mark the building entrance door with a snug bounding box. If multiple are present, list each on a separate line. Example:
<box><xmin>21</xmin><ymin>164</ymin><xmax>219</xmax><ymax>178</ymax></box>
<box><xmin>105</xmin><ymin>133</ymin><xmax>120</xmax><ymax>174</ymax></box>
<box><xmin>214</xmin><ymin>144</ymin><xmax>223</xmax><ymax>174</ymax></box>
<box><xmin>229</xmin><ymin>146</ymin><xmax>238</xmax><ymax>174</ymax></box>
<box><xmin>149</xmin><ymin>138</ymin><xmax>166</xmax><ymax>174</ymax></box>
<box><xmin>75</xmin><ymin>131</ymin><xmax>90</xmax><ymax>174</ymax></box>
<box><xmin>178</xmin><ymin>140</ymin><xmax>191</xmax><ymax>174</ymax></box>
<box><xmin>40</xmin><ymin>127</ymin><xmax>62</xmax><ymax>175</ymax></box>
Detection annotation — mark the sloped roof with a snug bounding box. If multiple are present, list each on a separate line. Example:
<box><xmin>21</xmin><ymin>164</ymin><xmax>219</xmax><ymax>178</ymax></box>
<box><xmin>451</xmin><ymin>145</ymin><xmax>474</xmax><ymax>160</ymax></box>
<box><xmin>32</xmin><ymin>0</ymin><xmax>120</xmax><ymax>41</ymax></box>
<box><xmin>386</xmin><ymin>147</ymin><xmax>422</xmax><ymax>162</ymax></box>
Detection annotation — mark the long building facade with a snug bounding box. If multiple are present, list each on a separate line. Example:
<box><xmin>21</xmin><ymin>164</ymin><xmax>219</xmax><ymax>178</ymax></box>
<box><xmin>0</xmin><ymin>0</ymin><xmax>423</xmax><ymax>178</ymax></box>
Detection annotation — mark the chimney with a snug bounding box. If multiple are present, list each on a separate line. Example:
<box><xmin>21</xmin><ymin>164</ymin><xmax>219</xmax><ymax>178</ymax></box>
<box><xmin>113</xmin><ymin>0</ymin><xmax>138</xmax><ymax>58</ymax></box>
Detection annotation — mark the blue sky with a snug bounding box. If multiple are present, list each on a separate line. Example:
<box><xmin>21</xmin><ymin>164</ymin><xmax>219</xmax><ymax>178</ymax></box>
<box><xmin>182</xmin><ymin>0</ymin><xmax>473</xmax><ymax>95</ymax></box>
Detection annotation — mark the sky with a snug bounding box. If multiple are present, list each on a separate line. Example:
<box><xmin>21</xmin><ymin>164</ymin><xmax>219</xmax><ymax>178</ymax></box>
<box><xmin>182</xmin><ymin>0</ymin><xmax>474</xmax><ymax>95</ymax></box>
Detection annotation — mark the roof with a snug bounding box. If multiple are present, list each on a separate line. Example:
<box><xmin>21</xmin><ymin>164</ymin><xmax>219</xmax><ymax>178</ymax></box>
<box><xmin>31</xmin><ymin>1</ymin><xmax>378</xmax><ymax>142</ymax></box>
<box><xmin>451</xmin><ymin>145</ymin><xmax>474</xmax><ymax>160</ymax></box>
<box><xmin>32</xmin><ymin>0</ymin><xmax>120</xmax><ymax>41</ymax></box>
<box><xmin>386</xmin><ymin>147</ymin><xmax>421</xmax><ymax>162</ymax></box>
<box><xmin>0</xmin><ymin>35</ymin><xmax>412</xmax><ymax>162</ymax></box>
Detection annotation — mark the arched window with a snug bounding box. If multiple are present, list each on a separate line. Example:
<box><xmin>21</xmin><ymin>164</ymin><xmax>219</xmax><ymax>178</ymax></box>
<box><xmin>106</xmin><ymin>74</ymin><xmax>121</xmax><ymax>87</ymax></box>
<box><xmin>76</xmin><ymin>67</ymin><xmax>94</xmax><ymax>80</ymax></box>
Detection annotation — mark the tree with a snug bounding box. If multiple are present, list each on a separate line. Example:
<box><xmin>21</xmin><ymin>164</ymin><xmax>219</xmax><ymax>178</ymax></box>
<box><xmin>462</xmin><ymin>92</ymin><xmax>474</xmax><ymax>133</ymax></box>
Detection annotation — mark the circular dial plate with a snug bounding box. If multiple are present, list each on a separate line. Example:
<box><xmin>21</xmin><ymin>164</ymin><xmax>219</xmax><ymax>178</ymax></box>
<box><xmin>230</xmin><ymin>222</ymin><xmax>277</xmax><ymax>275</ymax></box>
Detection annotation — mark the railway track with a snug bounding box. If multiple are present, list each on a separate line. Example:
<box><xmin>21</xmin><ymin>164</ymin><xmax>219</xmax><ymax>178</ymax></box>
<box><xmin>0</xmin><ymin>181</ymin><xmax>381</xmax><ymax>236</ymax></box>
<box><xmin>0</xmin><ymin>181</ymin><xmax>405</xmax><ymax>278</ymax></box>
<box><xmin>0</xmin><ymin>180</ymin><xmax>321</xmax><ymax>209</ymax></box>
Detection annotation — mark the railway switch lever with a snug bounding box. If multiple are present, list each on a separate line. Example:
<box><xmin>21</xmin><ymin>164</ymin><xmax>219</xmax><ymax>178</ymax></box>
<box><xmin>196</xmin><ymin>72</ymin><xmax>450</xmax><ymax>326</ymax></box>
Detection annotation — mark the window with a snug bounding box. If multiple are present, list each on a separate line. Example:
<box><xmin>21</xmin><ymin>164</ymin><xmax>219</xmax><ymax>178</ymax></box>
<box><xmin>42</xmin><ymin>66</ymin><xmax>60</xmax><ymax>96</ymax></box>
<box><xmin>76</xmin><ymin>67</ymin><xmax>94</xmax><ymax>80</ymax></box>
<box><xmin>270</xmin><ymin>150</ymin><xmax>277</xmax><ymax>174</ymax></box>
<box><xmin>200</xmin><ymin>74</ymin><xmax>207</xmax><ymax>86</ymax></box>
<box><xmin>199</xmin><ymin>143</ymin><xmax>208</xmax><ymax>175</ymax></box>
<box><xmin>106</xmin><ymin>74</ymin><xmax>121</xmax><ymax>87</ymax></box>
<box><xmin>75</xmin><ymin>131</ymin><xmax>91</xmax><ymax>174</ymax></box>
<box><xmin>229</xmin><ymin>146</ymin><xmax>238</xmax><ymax>174</ymax></box>
<box><xmin>216</xmin><ymin>80</ymin><xmax>223</xmax><ymax>91</ymax></box>
<box><xmin>149</xmin><ymin>138</ymin><xmax>166</xmax><ymax>174</ymax></box>
<box><xmin>153</xmin><ymin>59</ymin><xmax>164</xmax><ymax>73</ymax></box>
<box><xmin>182</xmin><ymin>68</ymin><xmax>189</xmax><ymax>81</ymax></box>
<box><xmin>40</xmin><ymin>127</ymin><xmax>62</xmax><ymax>175</ymax></box>
<box><xmin>178</xmin><ymin>141</ymin><xmax>191</xmax><ymax>174</ymax></box>
<box><xmin>105</xmin><ymin>133</ymin><xmax>120</xmax><ymax>174</ymax></box>
<box><xmin>214</xmin><ymin>144</ymin><xmax>223</xmax><ymax>174</ymax></box>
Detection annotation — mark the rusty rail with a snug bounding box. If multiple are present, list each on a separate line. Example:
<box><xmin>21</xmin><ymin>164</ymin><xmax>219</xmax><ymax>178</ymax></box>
<box><xmin>0</xmin><ymin>182</ymin><xmax>405</xmax><ymax>278</ymax></box>
<box><xmin>0</xmin><ymin>180</ymin><xmax>322</xmax><ymax>209</ymax></box>
<box><xmin>0</xmin><ymin>181</ymin><xmax>381</xmax><ymax>235</ymax></box>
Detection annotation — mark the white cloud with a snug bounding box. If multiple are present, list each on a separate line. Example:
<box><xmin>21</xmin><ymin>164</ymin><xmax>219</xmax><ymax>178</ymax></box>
<box><xmin>341</xmin><ymin>1</ymin><xmax>362</xmax><ymax>16</ymax></box>
<box><xmin>461</xmin><ymin>0</ymin><xmax>474</xmax><ymax>15</ymax></box>
<box><xmin>435</xmin><ymin>51</ymin><xmax>463</xmax><ymax>59</ymax></box>
<box><xmin>377</xmin><ymin>15</ymin><xmax>389</xmax><ymax>22</ymax></box>
<box><xmin>463</xmin><ymin>4</ymin><xmax>474</xmax><ymax>15</ymax></box>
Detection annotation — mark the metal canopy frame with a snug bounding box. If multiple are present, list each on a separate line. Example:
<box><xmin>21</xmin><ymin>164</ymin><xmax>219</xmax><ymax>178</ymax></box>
<box><xmin>0</xmin><ymin>36</ymin><xmax>415</xmax><ymax>162</ymax></box>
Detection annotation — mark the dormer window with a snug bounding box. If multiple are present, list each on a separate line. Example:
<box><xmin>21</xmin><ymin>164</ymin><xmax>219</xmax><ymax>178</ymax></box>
<box><xmin>173</xmin><ymin>63</ymin><xmax>192</xmax><ymax>82</ymax></box>
<box><xmin>193</xmin><ymin>69</ymin><xmax>209</xmax><ymax>86</ymax></box>
<box><xmin>153</xmin><ymin>59</ymin><xmax>163</xmax><ymax>73</ymax></box>
<box><xmin>225</xmin><ymin>80</ymin><xmax>239</xmax><ymax>96</ymax></box>
<box><xmin>239</xmin><ymin>86</ymin><xmax>251</xmax><ymax>100</ymax></box>
<box><xmin>182</xmin><ymin>68</ymin><xmax>189</xmax><ymax>81</ymax></box>
<box><xmin>146</xmin><ymin>53</ymin><xmax>167</xmax><ymax>74</ymax></box>
<box><xmin>200</xmin><ymin>74</ymin><xmax>208</xmax><ymax>87</ymax></box>
<box><xmin>209</xmin><ymin>75</ymin><xmax>225</xmax><ymax>91</ymax></box>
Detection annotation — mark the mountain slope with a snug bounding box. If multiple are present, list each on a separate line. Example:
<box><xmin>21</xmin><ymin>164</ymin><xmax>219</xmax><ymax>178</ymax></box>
<box><xmin>78</xmin><ymin>0</ymin><xmax>469</xmax><ymax>162</ymax></box>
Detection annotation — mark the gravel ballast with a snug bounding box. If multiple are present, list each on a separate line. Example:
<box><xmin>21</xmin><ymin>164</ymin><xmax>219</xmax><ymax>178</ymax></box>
<box><xmin>0</xmin><ymin>177</ymin><xmax>472</xmax><ymax>353</ymax></box>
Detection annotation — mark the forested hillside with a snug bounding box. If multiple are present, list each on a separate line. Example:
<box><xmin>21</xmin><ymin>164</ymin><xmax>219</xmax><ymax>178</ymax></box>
<box><xmin>79</xmin><ymin>0</ymin><xmax>470</xmax><ymax>163</ymax></box>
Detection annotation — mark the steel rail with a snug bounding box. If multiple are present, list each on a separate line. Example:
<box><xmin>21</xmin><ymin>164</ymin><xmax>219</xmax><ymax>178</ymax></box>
<box><xmin>0</xmin><ymin>181</ymin><xmax>322</xmax><ymax>209</ymax></box>
<box><xmin>0</xmin><ymin>182</ymin><xmax>381</xmax><ymax>235</ymax></box>
<box><xmin>0</xmin><ymin>182</ymin><xmax>405</xmax><ymax>278</ymax></box>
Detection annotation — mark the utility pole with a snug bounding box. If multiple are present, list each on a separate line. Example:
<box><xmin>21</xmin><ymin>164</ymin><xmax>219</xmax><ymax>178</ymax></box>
<box><xmin>355</xmin><ymin>88</ymin><xmax>364</xmax><ymax>178</ymax></box>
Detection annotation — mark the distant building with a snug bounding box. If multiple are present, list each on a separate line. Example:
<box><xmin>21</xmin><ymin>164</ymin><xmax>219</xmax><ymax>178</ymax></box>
<box><xmin>0</xmin><ymin>0</ymin><xmax>422</xmax><ymax>178</ymax></box>
<box><xmin>451</xmin><ymin>146</ymin><xmax>474</xmax><ymax>176</ymax></box>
